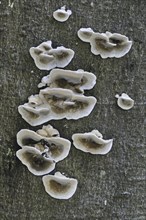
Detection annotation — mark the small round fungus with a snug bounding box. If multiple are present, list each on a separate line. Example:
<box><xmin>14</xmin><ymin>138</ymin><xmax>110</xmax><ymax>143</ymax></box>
<box><xmin>16</xmin><ymin>146</ymin><xmax>55</xmax><ymax>176</ymax></box>
<box><xmin>72</xmin><ymin>130</ymin><xmax>113</xmax><ymax>155</ymax></box>
<box><xmin>38</xmin><ymin>68</ymin><xmax>96</xmax><ymax>94</ymax></box>
<box><xmin>77</xmin><ymin>28</ymin><xmax>94</xmax><ymax>42</ymax></box>
<box><xmin>53</xmin><ymin>6</ymin><xmax>72</xmax><ymax>22</ymax></box>
<box><xmin>115</xmin><ymin>93</ymin><xmax>134</xmax><ymax>110</ymax></box>
<box><xmin>42</xmin><ymin>172</ymin><xmax>78</xmax><ymax>199</ymax></box>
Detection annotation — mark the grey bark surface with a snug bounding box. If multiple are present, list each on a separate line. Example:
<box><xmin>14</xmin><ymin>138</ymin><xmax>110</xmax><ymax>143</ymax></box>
<box><xmin>0</xmin><ymin>0</ymin><xmax>145</xmax><ymax>219</ymax></box>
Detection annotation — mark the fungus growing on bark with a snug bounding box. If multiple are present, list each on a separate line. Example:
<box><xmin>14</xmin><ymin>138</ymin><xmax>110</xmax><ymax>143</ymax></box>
<box><xmin>72</xmin><ymin>130</ymin><xmax>113</xmax><ymax>155</ymax></box>
<box><xmin>77</xmin><ymin>28</ymin><xmax>94</xmax><ymax>42</ymax></box>
<box><xmin>18</xmin><ymin>88</ymin><xmax>96</xmax><ymax>125</ymax></box>
<box><xmin>42</xmin><ymin>172</ymin><xmax>78</xmax><ymax>199</ymax></box>
<box><xmin>108</xmin><ymin>33</ymin><xmax>132</xmax><ymax>58</ymax></box>
<box><xmin>77</xmin><ymin>29</ymin><xmax>132</xmax><ymax>58</ymax></box>
<box><xmin>39</xmin><ymin>88</ymin><xmax>97</xmax><ymax>120</ymax></box>
<box><xmin>17</xmin><ymin>129</ymin><xmax>42</xmax><ymax>148</ymax></box>
<box><xmin>115</xmin><ymin>93</ymin><xmax>134</xmax><ymax>110</ymax></box>
<box><xmin>30</xmin><ymin>42</ymin><xmax>74</xmax><ymax>70</ymax></box>
<box><xmin>16</xmin><ymin>146</ymin><xmax>55</xmax><ymax>176</ymax></box>
<box><xmin>18</xmin><ymin>104</ymin><xmax>51</xmax><ymax>126</ymax></box>
<box><xmin>53</xmin><ymin>6</ymin><xmax>72</xmax><ymax>22</ymax></box>
<box><xmin>17</xmin><ymin>127</ymin><xmax>71</xmax><ymax>162</ymax></box>
<box><xmin>29</xmin><ymin>41</ymin><xmax>56</xmax><ymax>70</ymax></box>
<box><xmin>90</xmin><ymin>32</ymin><xmax>116</xmax><ymax>58</ymax></box>
<box><xmin>38</xmin><ymin>68</ymin><xmax>96</xmax><ymax>94</ymax></box>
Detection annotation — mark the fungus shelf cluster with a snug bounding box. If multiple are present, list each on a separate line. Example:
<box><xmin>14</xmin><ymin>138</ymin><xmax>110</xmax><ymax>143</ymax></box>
<box><xmin>18</xmin><ymin>69</ymin><xmax>97</xmax><ymax>126</ymax></box>
<box><xmin>16</xmin><ymin>124</ymin><xmax>78</xmax><ymax>199</ymax></box>
<box><xmin>17</xmin><ymin>67</ymin><xmax>97</xmax><ymax>199</ymax></box>
<box><xmin>16</xmin><ymin>5</ymin><xmax>134</xmax><ymax>200</ymax></box>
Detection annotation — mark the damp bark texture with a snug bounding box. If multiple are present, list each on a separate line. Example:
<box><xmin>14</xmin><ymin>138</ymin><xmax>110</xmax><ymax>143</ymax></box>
<box><xmin>0</xmin><ymin>0</ymin><xmax>145</xmax><ymax>219</ymax></box>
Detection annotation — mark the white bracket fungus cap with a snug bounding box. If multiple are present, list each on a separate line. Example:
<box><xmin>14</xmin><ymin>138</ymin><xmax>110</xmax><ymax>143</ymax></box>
<box><xmin>90</xmin><ymin>32</ymin><xmax>132</xmax><ymax>58</ymax></box>
<box><xmin>30</xmin><ymin>42</ymin><xmax>75</xmax><ymax>70</ymax></box>
<box><xmin>42</xmin><ymin>172</ymin><xmax>78</xmax><ymax>199</ymax></box>
<box><xmin>17</xmin><ymin>129</ymin><xmax>43</xmax><ymax>148</ymax></box>
<box><xmin>18</xmin><ymin>104</ymin><xmax>51</xmax><ymax>126</ymax></box>
<box><xmin>107</xmin><ymin>33</ymin><xmax>132</xmax><ymax>58</ymax></box>
<box><xmin>53</xmin><ymin>6</ymin><xmax>72</xmax><ymax>22</ymax></box>
<box><xmin>38</xmin><ymin>68</ymin><xmax>96</xmax><ymax>94</ymax></box>
<box><xmin>115</xmin><ymin>93</ymin><xmax>134</xmax><ymax>110</ymax></box>
<box><xmin>30</xmin><ymin>41</ymin><xmax>56</xmax><ymax>70</ymax></box>
<box><xmin>77</xmin><ymin>28</ymin><xmax>94</xmax><ymax>42</ymax></box>
<box><xmin>18</xmin><ymin>87</ymin><xmax>96</xmax><ymax>126</ymax></box>
<box><xmin>39</xmin><ymin>87</ymin><xmax>97</xmax><ymax>120</ymax></box>
<box><xmin>77</xmin><ymin>29</ymin><xmax>132</xmax><ymax>58</ymax></box>
<box><xmin>90</xmin><ymin>32</ymin><xmax>116</xmax><ymax>58</ymax></box>
<box><xmin>16</xmin><ymin>146</ymin><xmax>55</xmax><ymax>176</ymax></box>
<box><xmin>17</xmin><ymin>128</ymin><xmax>71</xmax><ymax>163</ymax></box>
<box><xmin>72</xmin><ymin>130</ymin><xmax>113</xmax><ymax>155</ymax></box>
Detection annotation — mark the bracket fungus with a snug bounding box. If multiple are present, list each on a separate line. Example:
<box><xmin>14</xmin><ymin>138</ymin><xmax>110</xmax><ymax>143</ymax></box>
<box><xmin>18</xmin><ymin>104</ymin><xmax>51</xmax><ymax>126</ymax></box>
<box><xmin>77</xmin><ymin>28</ymin><xmax>132</xmax><ymax>58</ymax></box>
<box><xmin>77</xmin><ymin>28</ymin><xmax>94</xmax><ymax>42</ymax></box>
<box><xmin>30</xmin><ymin>41</ymin><xmax>74</xmax><ymax>70</ymax></box>
<box><xmin>42</xmin><ymin>172</ymin><xmax>78</xmax><ymax>199</ymax></box>
<box><xmin>38</xmin><ymin>68</ymin><xmax>96</xmax><ymax>94</ymax></box>
<box><xmin>39</xmin><ymin>87</ymin><xmax>97</xmax><ymax>121</ymax></box>
<box><xmin>17</xmin><ymin>126</ymin><xmax>71</xmax><ymax>163</ymax></box>
<box><xmin>29</xmin><ymin>41</ymin><xmax>56</xmax><ymax>70</ymax></box>
<box><xmin>18</xmin><ymin>88</ymin><xmax>97</xmax><ymax>125</ymax></box>
<box><xmin>16</xmin><ymin>146</ymin><xmax>55</xmax><ymax>176</ymax></box>
<box><xmin>53</xmin><ymin>6</ymin><xmax>72</xmax><ymax>22</ymax></box>
<box><xmin>72</xmin><ymin>130</ymin><xmax>113</xmax><ymax>155</ymax></box>
<box><xmin>115</xmin><ymin>93</ymin><xmax>134</xmax><ymax>110</ymax></box>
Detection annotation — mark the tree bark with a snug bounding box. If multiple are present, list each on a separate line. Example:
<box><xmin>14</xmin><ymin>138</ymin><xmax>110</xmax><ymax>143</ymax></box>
<box><xmin>1</xmin><ymin>0</ymin><xmax>145</xmax><ymax>219</ymax></box>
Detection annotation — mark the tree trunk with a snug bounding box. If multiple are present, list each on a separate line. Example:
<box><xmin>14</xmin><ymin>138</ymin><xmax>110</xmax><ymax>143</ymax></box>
<box><xmin>1</xmin><ymin>0</ymin><xmax>145</xmax><ymax>219</ymax></box>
